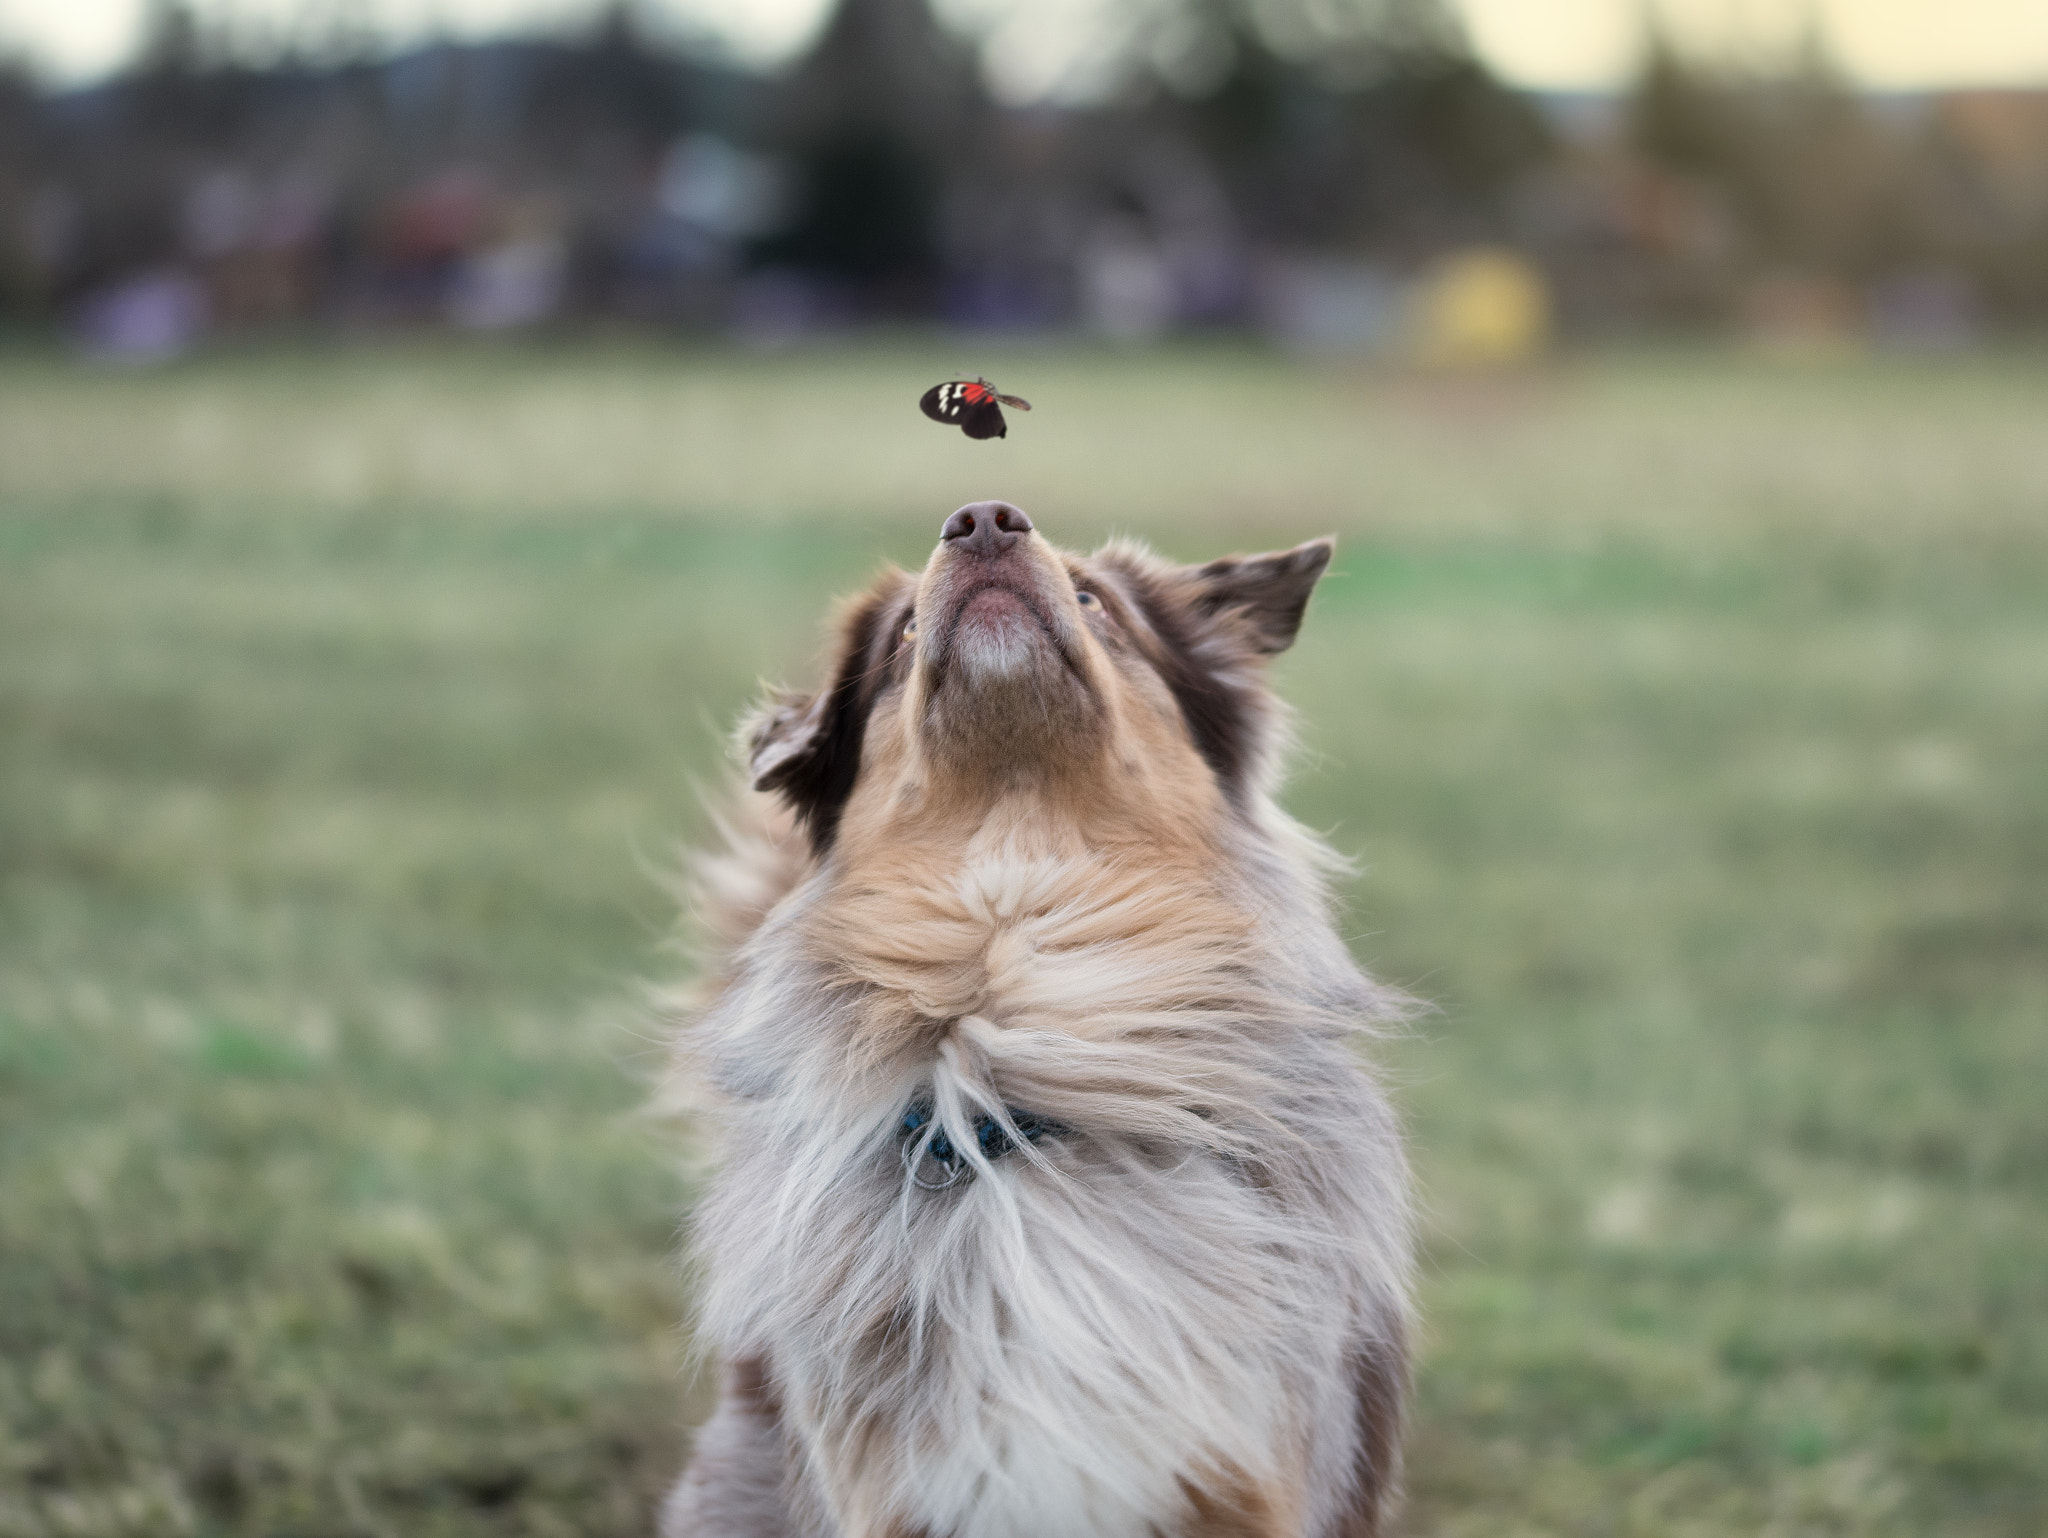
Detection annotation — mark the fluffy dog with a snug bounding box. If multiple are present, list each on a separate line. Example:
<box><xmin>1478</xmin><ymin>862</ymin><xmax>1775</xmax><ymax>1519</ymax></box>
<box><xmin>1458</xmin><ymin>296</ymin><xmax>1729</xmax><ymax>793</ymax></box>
<box><xmin>662</xmin><ymin>502</ymin><xmax>1413</xmax><ymax>1538</ymax></box>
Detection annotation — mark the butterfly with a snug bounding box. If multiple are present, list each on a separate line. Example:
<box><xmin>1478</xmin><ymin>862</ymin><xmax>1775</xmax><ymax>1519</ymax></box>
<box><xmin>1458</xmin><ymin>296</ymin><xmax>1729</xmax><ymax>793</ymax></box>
<box><xmin>919</xmin><ymin>377</ymin><xmax>1031</xmax><ymax>440</ymax></box>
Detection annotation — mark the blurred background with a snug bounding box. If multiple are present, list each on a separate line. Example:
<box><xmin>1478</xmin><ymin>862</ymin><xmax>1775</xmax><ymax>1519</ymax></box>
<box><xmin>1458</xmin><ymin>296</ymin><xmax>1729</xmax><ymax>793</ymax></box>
<box><xmin>2</xmin><ymin>0</ymin><xmax>2047</xmax><ymax>353</ymax></box>
<box><xmin>1</xmin><ymin>2</ymin><xmax>2044</xmax><ymax>1536</ymax></box>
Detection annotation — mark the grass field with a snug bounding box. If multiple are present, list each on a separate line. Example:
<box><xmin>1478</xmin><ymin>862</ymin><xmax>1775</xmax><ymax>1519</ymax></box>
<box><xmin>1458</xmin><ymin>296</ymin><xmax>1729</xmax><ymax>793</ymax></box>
<box><xmin>2</xmin><ymin>340</ymin><xmax>2044</xmax><ymax>1537</ymax></box>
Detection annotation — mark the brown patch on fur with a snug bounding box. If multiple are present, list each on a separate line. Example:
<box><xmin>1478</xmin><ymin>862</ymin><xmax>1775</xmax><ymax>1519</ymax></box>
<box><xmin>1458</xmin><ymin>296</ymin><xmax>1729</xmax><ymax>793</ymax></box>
<box><xmin>802</xmin><ymin>813</ymin><xmax>1262</xmax><ymax>1088</ymax></box>
<box><xmin>1333</xmin><ymin>1326</ymin><xmax>1410</xmax><ymax>1538</ymax></box>
<box><xmin>658</xmin><ymin>1353</ymin><xmax>795</xmax><ymax>1538</ymax></box>
<box><xmin>748</xmin><ymin>569</ymin><xmax>915</xmax><ymax>854</ymax></box>
<box><xmin>818</xmin><ymin>1423</ymin><xmax>923</xmax><ymax>1538</ymax></box>
<box><xmin>724</xmin><ymin>1354</ymin><xmax>782</xmax><ymax>1417</ymax></box>
<box><xmin>1108</xmin><ymin>556</ymin><xmax>1260</xmax><ymax>800</ymax></box>
<box><xmin>1178</xmin><ymin>1465</ymin><xmax>1299</xmax><ymax>1538</ymax></box>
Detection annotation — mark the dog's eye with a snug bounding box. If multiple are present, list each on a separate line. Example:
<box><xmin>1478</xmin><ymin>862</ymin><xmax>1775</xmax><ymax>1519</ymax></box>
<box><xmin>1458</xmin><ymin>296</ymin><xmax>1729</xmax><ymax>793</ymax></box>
<box><xmin>1075</xmin><ymin>591</ymin><xmax>1099</xmax><ymax>609</ymax></box>
<box><xmin>903</xmin><ymin>618</ymin><xmax>917</xmax><ymax>639</ymax></box>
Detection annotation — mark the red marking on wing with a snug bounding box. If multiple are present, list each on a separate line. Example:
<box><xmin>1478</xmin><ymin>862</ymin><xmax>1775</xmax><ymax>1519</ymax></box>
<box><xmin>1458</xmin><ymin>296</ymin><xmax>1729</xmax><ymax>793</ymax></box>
<box><xmin>962</xmin><ymin>382</ymin><xmax>989</xmax><ymax>402</ymax></box>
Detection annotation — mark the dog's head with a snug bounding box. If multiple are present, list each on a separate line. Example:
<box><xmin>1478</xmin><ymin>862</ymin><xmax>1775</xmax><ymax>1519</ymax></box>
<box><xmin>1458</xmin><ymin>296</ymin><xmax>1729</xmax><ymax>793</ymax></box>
<box><xmin>745</xmin><ymin>501</ymin><xmax>1333</xmax><ymax>854</ymax></box>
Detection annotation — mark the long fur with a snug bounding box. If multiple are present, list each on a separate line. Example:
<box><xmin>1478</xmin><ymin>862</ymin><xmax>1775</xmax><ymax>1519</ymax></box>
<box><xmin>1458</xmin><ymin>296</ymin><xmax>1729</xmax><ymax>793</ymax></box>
<box><xmin>660</xmin><ymin>518</ymin><xmax>1413</xmax><ymax>1538</ymax></box>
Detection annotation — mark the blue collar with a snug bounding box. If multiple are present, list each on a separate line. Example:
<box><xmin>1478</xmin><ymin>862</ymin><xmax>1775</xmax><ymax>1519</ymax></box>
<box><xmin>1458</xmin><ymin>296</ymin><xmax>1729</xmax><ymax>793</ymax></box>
<box><xmin>899</xmin><ymin>1100</ymin><xmax>1059</xmax><ymax>1188</ymax></box>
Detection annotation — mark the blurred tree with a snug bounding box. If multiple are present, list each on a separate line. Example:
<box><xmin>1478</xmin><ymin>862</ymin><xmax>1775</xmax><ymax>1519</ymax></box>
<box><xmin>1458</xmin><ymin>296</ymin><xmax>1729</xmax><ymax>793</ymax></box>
<box><xmin>136</xmin><ymin>0</ymin><xmax>206</xmax><ymax>76</ymax></box>
<box><xmin>528</xmin><ymin>2</ymin><xmax>692</xmax><ymax>147</ymax></box>
<box><xmin>1149</xmin><ymin>0</ymin><xmax>1465</xmax><ymax>85</ymax></box>
<box><xmin>1136</xmin><ymin>0</ymin><xmax>1551</xmax><ymax>248</ymax></box>
<box><xmin>1922</xmin><ymin>93</ymin><xmax>2048</xmax><ymax>318</ymax></box>
<box><xmin>0</xmin><ymin>0</ymin><xmax>2035</xmax><ymax>334</ymax></box>
<box><xmin>287</xmin><ymin>0</ymin><xmax>382</xmax><ymax>67</ymax></box>
<box><xmin>123</xmin><ymin>0</ymin><xmax>262</xmax><ymax>148</ymax></box>
<box><xmin>1626</xmin><ymin>20</ymin><xmax>1930</xmax><ymax>283</ymax></box>
<box><xmin>754</xmin><ymin>0</ymin><xmax>991</xmax><ymax>302</ymax></box>
<box><xmin>0</xmin><ymin>57</ymin><xmax>47</xmax><ymax>317</ymax></box>
<box><xmin>1629</xmin><ymin>22</ymin><xmax>1740</xmax><ymax>180</ymax></box>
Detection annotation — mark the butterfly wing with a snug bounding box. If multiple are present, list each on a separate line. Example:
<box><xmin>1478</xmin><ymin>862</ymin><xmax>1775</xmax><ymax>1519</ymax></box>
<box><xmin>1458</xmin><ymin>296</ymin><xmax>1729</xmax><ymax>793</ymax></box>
<box><xmin>920</xmin><ymin>382</ymin><xmax>964</xmax><ymax>424</ymax></box>
<box><xmin>996</xmin><ymin>394</ymin><xmax>1031</xmax><ymax>411</ymax></box>
<box><xmin>961</xmin><ymin>400</ymin><xmax>1008</xmax><ymax>439</ymax></box>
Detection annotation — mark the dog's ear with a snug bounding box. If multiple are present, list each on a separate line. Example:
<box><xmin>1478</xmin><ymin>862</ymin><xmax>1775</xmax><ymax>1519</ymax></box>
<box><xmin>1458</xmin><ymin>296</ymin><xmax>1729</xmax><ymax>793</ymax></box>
<box><xmin>1184</xmin><ymin>538</ymin><xmax>1334</xmax><ymax>657</ymax></box>
<box><xmin>746</xmin><ymin>690</ymin><xmax>831</xmax><ymax>789</ymax></box>
<box><xmin>1091</xmin><ymin>536</ymin><xmax>1337</xmax><ymax>805</ymax></box>
<box><xmin>745</xmin><ymin>571</ymin><xmax>911</xmax><ymax>853</ymax></box>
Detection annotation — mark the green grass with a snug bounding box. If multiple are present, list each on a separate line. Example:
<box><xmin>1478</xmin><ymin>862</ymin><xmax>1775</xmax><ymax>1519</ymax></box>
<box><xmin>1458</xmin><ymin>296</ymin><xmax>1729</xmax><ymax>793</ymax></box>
<box><xmin>2</xmin><ymin>340</ymin><xmax>2044</xmax><ymax>1537</ymax></box>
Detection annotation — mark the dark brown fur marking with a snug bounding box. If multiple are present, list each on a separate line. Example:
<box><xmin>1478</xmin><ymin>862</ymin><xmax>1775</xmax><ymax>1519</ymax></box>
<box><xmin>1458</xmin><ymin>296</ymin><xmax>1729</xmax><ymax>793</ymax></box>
<box><xmin>1097</xmin><ymin>542</ymin><xmax>1330</xmax><ymax>807</ymax></box>
<box><xmin>750</xmin><ymin>574</ymin><xmax>911</xmax><ymax>853</ymax></box>
<box><xmin>1333</xmin><ymin>1325</ymin><xmax>1410</xmax><ymax>1538</ymax></box>
<box><xmin>1105</xmin><ymin>558</ymin><xmax>1259</xmax><ymax>801</ymax></box>
<box><xmin>1179</xmin><ymin>1470</ymin><xmax>1287</xmax><ymax>1538</ymax></box>
<box><xmin>725</xmin><ymin>1354</ymin><xmax>782</xmax><ymax>1416</ymax></box>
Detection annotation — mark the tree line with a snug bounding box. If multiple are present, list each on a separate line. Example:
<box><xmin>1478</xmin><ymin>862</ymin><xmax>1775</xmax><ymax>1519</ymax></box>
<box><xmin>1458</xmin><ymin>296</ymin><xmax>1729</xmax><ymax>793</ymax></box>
<box><xmin>0</xmin><ymin>0</ymin><xmax>2041</xmax><ymax>342</ymax></box>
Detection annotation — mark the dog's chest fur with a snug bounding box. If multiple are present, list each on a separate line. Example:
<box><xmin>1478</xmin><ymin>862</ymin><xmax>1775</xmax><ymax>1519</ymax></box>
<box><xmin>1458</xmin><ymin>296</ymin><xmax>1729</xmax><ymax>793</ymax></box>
<box><xmin>687</xmin><ymin>827</ymin><xmax>1403</xmax><ymax>1538</ymax></box>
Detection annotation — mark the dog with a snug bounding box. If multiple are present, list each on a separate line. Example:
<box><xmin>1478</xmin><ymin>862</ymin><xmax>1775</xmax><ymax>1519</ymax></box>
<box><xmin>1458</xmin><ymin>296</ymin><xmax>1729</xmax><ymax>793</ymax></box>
<box><xmin>661</xmin><ymin>501</ymin><xmax>1413</xmax><ymax>1538</ymax></box>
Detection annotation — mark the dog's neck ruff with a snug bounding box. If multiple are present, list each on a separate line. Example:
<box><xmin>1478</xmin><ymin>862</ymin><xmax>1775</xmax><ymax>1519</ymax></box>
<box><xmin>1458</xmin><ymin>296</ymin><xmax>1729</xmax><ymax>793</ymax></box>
<box><xmin>683</xmin><ymin>822</ymin><xmax>1412</xmax><ymax>1538</ymax></box>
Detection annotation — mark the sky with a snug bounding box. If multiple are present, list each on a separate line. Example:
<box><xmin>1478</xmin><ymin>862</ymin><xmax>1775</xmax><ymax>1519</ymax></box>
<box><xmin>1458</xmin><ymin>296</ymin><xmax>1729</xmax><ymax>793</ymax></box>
<box><xmin>5</xmin><ymin>0</ymin><xmax>2048</xmax><ymax>93</ymax></box>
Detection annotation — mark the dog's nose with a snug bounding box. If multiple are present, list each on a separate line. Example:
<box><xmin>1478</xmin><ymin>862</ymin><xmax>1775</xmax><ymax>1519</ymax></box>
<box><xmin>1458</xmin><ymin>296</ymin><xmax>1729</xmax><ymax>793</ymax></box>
<box><xmin>941</xmin><ymin>502</ymin><xmax>1032</xmax><ymax>554</ymax></box>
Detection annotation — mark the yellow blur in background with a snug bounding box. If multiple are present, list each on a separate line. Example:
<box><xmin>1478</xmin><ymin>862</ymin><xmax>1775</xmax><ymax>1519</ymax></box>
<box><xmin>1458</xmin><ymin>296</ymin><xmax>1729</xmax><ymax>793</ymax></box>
<box><xmin>1409</xmin><ymin>248</ymin><xmax>1554</xmax><ymax>367</ymax></box>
